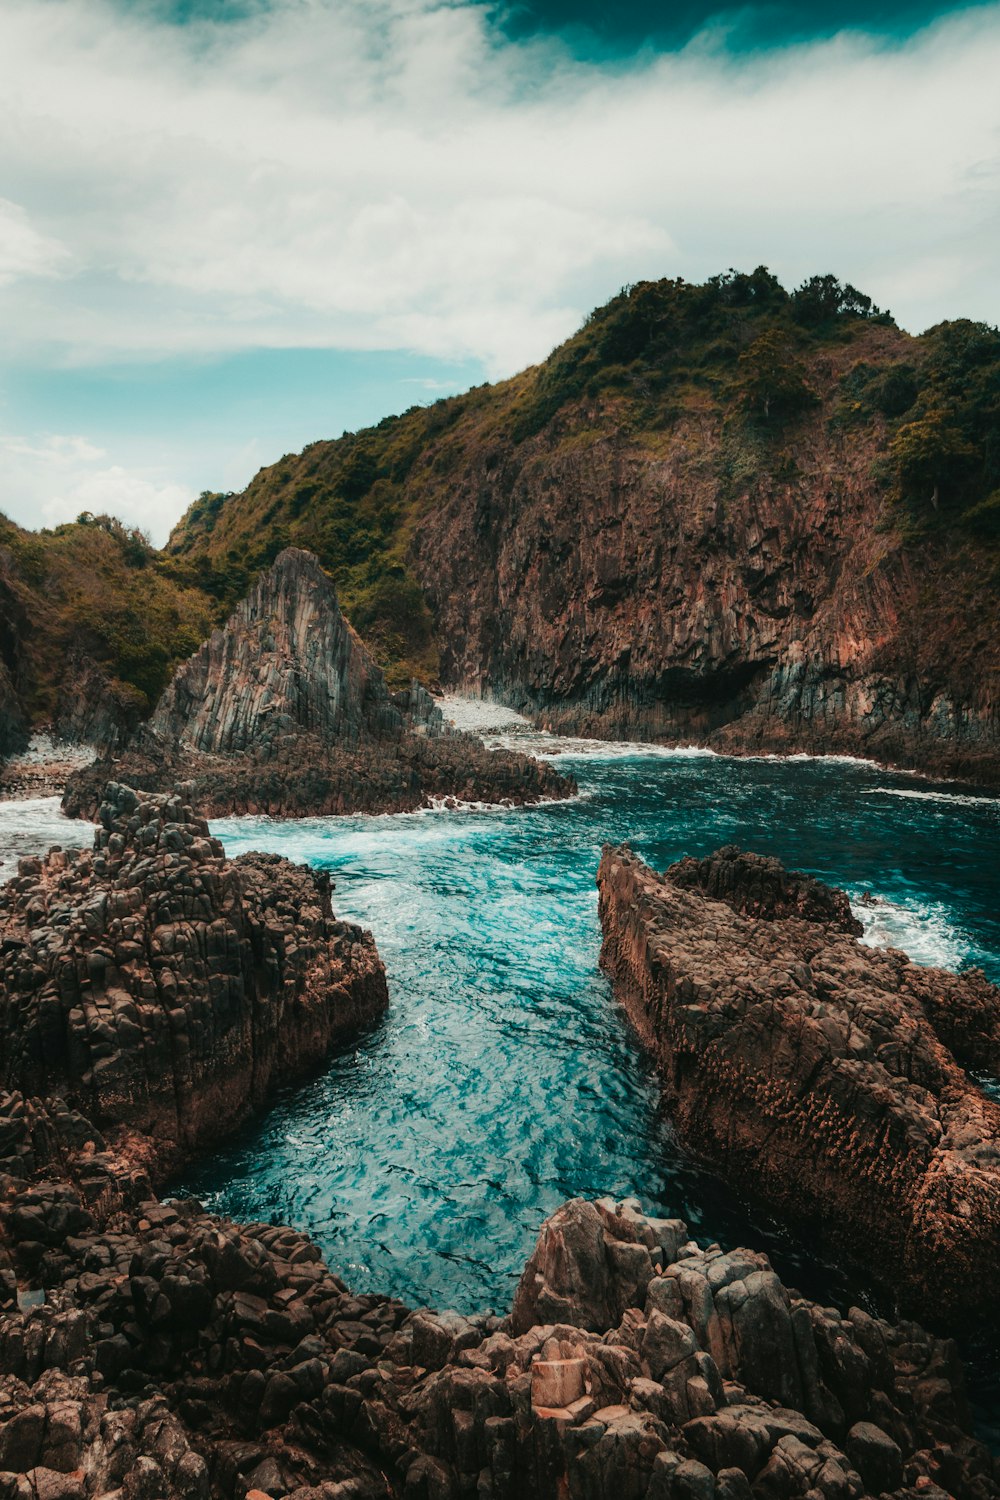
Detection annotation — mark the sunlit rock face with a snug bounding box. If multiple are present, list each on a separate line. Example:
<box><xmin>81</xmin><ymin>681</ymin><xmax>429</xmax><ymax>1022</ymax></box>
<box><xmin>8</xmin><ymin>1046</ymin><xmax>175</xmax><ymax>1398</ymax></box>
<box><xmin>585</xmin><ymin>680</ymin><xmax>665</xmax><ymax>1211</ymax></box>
<box><xmin>598</xmin><ymin>843</ymin><xmax>1000</xmax><ymax>1323</ymax></box>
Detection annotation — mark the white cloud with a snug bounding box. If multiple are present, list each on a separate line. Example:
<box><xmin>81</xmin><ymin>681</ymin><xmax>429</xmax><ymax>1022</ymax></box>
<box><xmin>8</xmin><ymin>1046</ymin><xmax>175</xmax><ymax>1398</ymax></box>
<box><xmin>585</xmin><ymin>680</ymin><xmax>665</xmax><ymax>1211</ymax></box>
<box><xmin>0</xmin><ymin>197</ymin><xmax>70</xmax><ymax>285</ymax></box>
<box><xmin>0</xmin><ymin>433</ymin><xmax>194</xmax><ymax>545</ymax></box>
<box><xmin>0</xmin><ymin>0</ymin><xmax>996</xmax><ymax>381</ymax></box>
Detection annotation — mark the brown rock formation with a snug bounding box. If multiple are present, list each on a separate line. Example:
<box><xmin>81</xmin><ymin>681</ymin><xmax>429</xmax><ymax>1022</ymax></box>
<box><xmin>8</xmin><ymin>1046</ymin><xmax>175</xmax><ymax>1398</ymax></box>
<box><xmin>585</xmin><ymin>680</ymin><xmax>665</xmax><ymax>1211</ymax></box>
<box><xmin>597</xmin><ymin>844</ymin><xmax>1000</xmax><ymax>1323</ymax></box>
<box><xmin>403</xmin><ymin>330</ymin><xmax>1000</xmax><ymax>784</ymax></box>
<box><xmin>0</xmin><ymin>783</ymin><xmax>388</xmax><ymax>1176</ymax></box>
<box><xmin>149</xmin><ymin>549</ymin><xmax>405</xmax><ymax>753</ymax></box>
<box><xmin>0</xmin><ymin>1151</ymin><xmax>995</xmax><ymax>1500</ymax></box>
<box><xmin>62</xmin><ymin>548</ymin><xmax>573</xmax><ymax>820</ymax></box>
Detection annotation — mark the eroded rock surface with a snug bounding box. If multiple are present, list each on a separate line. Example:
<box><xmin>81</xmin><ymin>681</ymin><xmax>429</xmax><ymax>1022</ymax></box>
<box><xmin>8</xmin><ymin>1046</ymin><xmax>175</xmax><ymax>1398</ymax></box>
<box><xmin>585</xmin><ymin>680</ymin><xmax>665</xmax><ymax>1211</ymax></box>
<box><xmin>597</xmin><ymin>844</ymin><xmax>1000</xmax><ymax>1322</ymax></box>
<box><xmin>62</xmin><ymin>550</ymin><xmax>572</xmax><ymax>820</ymax></box>
<box><xmin>0</xmin><ymin>1147</ymin><xmax>994</xmax><ymax>1500</ymax></box>
<box><xmin>0</xmin><ymin>784</ymin><xmax>388</xmax><ymax>1175</ymax></box>
<box><xmin>149</xmin><ymin>550</ymin><xmax>405</xmax><ymax>754</ymax></box>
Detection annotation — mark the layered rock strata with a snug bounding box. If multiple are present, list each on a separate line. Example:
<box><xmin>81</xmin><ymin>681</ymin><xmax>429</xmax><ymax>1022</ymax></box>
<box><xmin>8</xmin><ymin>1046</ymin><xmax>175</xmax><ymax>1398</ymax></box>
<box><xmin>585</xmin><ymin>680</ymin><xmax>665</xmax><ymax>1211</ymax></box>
<box><xmin>148</xmin><ymin>550</ymin><xmax>405</xmax><ymax>754</ymax></box>
<box><xmin>1</xmin><ymin>1115</ymin><xmax>995</xmax><ymax>1500</ymax></box>
<box><xmin>0</xmin><ymin>783</ymin><xmax>388</xmax><ymax>1176</ymax></box>
<box><xmin>597</xmin><ymin>844</ymin><xmax>1000</xmax><ymax>1323</ymax></box>
<box><xmin>63</xmin><ymin>549</ymin><xmax>572</xmax><ymax>820</ymax></box>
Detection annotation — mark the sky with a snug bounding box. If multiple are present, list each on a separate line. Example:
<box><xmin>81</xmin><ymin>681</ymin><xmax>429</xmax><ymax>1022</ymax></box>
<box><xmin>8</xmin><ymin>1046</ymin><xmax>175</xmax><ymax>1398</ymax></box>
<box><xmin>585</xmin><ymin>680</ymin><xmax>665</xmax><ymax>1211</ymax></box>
<box><xmin>1</xmin><ymin>0</ymin><xmax>998</xmax><ymax>545</ymax></box>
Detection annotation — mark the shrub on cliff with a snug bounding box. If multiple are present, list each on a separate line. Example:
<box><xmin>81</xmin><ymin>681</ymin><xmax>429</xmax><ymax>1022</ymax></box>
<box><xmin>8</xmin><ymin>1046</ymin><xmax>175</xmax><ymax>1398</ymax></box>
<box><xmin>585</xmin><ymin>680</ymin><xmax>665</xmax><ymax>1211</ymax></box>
<box><xmin>0</xmin><ymin>511</ymin><xmax>214</xmax><ymax>720</ymax></box>
<box><xmin>887</xmin><ymin>319</ymin><xmax>1000</xmax><ymax>535</ymax></box>
<box><xmin>733</xmin><ymin>330</ymin><xmax>817</xmax><ymax>423</ymax></box>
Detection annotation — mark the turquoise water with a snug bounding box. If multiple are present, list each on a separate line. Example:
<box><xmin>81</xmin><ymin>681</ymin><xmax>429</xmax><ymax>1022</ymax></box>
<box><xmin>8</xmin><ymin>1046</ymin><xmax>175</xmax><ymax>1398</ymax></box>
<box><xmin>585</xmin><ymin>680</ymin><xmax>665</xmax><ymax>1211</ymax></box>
<box><xmin>182</xmin><ymin>726</ymin><xmax>1000</xmax><ymax>1329</ymax></box>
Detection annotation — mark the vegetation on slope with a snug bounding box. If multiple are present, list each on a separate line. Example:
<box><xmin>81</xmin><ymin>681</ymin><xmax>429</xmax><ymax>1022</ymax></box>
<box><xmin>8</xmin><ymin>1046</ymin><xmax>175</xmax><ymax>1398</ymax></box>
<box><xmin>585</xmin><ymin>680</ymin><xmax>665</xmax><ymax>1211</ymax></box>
<box><xmin>0</xmin><ymin>512</ymin><xmax>213</xmax><ymax>721</ymax></box>
<box><xmin>165</xmin><ymin>267</ymin><xmax>999</xmax><ymax>688</ymax></box>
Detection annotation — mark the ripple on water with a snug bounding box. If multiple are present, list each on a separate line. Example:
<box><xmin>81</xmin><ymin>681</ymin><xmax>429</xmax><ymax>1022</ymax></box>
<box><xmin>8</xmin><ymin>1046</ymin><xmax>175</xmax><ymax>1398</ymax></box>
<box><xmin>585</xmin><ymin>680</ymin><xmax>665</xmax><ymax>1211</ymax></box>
<box><xmin>181</xmin><ymin>744</ymin><xmax>999</xmax><ymax>1320</ymax></box>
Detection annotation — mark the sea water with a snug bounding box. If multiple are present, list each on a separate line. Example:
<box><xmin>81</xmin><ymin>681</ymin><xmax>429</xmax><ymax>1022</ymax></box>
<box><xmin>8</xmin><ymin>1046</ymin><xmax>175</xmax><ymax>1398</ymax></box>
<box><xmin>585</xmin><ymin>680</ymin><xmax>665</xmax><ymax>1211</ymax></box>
<box><xmin>177</xmin><ymin>713</ymin><xmax>1000</xmax><ymax>1323</ymax></box>
<box><xmin>3</xmin><ymin>715</ymin><xmax>999</xmax><ymax>1424</ymax></box>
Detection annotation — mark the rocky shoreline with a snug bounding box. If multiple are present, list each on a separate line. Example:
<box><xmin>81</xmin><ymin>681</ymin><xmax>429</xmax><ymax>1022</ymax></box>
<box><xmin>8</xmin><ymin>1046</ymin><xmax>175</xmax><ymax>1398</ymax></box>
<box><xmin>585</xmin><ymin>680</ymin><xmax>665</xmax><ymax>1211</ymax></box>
<box><xmin>0</xmin><ymin>785</ymin><xmax>388</xmax><ymax>1180</ymax></box>
<box><xmin>60</xmin><ymin>730</ymin><xmax>570</xmax><ymax>825</ymax></box>
<box><xmin>1</xmin><ymin>737</ymin><xmax>998</xmax><ymax>1493</ymax></box>
<box><xmin>2</xmin><ymin>1110</ymin><xmax>997</xmax><ymax>1500</ymax></box>
<box><xmin>597</xmin><ymin>844</ymin><xmax>1000</xmax><ymax>1326</ymax></box>
<box><xmin>54</xmin><ymin>550</ymin><xmax>574</xmax><ymax>826</ymax></box>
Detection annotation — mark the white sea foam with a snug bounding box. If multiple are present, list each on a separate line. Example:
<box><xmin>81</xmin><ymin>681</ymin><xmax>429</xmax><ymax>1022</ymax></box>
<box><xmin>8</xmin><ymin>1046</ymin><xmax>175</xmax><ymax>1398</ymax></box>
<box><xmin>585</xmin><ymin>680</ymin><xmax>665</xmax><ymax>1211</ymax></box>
<box><xmin>860</xmin><ymin>785</ymin><xmax>998</xmax><ymax>810</ymax></box>
<box><xmin>0</xmin><ymin>796</ymin><xmax>94</xmax><ymax>881</ymax></box>
<box><xmin>852</xmin><ymin>892</ymin><xmax>968</xmax><ymax>971</ymax></box>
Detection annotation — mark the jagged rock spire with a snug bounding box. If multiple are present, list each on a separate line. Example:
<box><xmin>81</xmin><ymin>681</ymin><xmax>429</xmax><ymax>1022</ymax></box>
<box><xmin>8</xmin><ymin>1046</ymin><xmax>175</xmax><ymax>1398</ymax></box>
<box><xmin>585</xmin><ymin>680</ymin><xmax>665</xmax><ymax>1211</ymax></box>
<box><xmin>150</xmin><ymin>547</ymin><xmax>403</xmax><ymax>753</ymax></box>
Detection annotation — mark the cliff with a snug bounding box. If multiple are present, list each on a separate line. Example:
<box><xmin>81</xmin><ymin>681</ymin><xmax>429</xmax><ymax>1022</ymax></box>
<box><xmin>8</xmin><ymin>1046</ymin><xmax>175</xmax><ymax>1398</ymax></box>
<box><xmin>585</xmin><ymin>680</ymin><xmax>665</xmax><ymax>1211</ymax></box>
<box><xmin>62</xmin><ymin>548</ymin><xmax>572</xmax><ymax>819</ymax></box>
<box><xmin>0</xmin><ymin>782</ymin><xmax>388</xmax><ymax>1176</ymax></box>
<box><xmin>597</xmin><ymin>844</ymin><xmax>1000</xmax><ymax>1324</ymax></box>
<box><xmin>166</xmin><ymin>272</ymin><xmax>1000</xmax><ymax>783</ymax></box>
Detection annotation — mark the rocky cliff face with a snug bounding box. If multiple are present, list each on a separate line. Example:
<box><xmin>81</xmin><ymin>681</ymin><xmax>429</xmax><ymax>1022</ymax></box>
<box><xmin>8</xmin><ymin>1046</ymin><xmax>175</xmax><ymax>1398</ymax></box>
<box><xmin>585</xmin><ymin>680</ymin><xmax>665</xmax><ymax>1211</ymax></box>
<box><xmin>1</xmin><ymin>1119</ymin><xmax>995</xmax><ymax>1500</ymax></box>
<box><xmin>0</xmin><ymin>560</ymin><xmax>29</xmax><ymax>760</ymax></box>
<box><xmin>164</xmin><ymin>279</ymin><xmax>1000</xmax><ymax>786</ymax></box>
<box><xmin>150</xmin><ymin>548</ymin><xmax>408</xmax><ymax>753</ymax></box>
<box><xmin>597</xmin><ymin>844</ymin><xmax>1000</xmax><ymax>1323</ymax></box>
<box><xmin>0</xmin><ymin>783</ymin><xmax>388</xmax><ymax>1175</ymax></box>
<box><xmin>408</xmin><ymin>375</ymin><xmax>999</xmax><ymax>783</ymax></box>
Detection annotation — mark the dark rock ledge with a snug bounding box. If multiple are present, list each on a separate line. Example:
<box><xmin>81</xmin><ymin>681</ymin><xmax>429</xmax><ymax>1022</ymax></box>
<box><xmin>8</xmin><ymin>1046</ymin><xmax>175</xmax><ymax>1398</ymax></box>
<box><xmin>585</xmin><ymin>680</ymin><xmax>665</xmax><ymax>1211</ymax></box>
<box><xmin>0</xmin><ymin>783</ymin><xmax>388</xmax><ymax>1179</ymax></box>
<box><xmin>597</xmin><ymin>844</ymin><xmax>1000</xmax><ymax>1324</ymax></box>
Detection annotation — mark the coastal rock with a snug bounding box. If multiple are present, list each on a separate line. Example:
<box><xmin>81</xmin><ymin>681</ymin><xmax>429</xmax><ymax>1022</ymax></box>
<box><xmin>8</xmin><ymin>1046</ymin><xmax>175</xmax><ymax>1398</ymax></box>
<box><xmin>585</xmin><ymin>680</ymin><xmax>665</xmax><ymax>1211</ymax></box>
<box><xmin>62</xmin><ymin>549</ymin><xmax>572</xmax><ymax>820</ymax></box>
<box><xmin>0</xmin><ymin>783</ymin><xmax>388</xmax><ymax>1175</ymax></box>
<box><xmin>596</xmin><ymin>844</ymin><xmax>1000</xmax><ymax>1321</ymax></box>
<box><xmin>404</xmin><ymin>333</ymin><xmax>1000</xmax><ymax>784</ymax></box>
<box><xmin>0</xmin><ymin>1134</ymin><xmax>994</xmax><ymax>1500</ymax></box>
<box><xmin>149</xmin><ymin>549</ymin><xmax>407</xmax><ymax>753</ymax></box>
<box><xmin>62</xmin><ymin>727</ymin><xmax>570</xmax><ymax>823</ymax></box>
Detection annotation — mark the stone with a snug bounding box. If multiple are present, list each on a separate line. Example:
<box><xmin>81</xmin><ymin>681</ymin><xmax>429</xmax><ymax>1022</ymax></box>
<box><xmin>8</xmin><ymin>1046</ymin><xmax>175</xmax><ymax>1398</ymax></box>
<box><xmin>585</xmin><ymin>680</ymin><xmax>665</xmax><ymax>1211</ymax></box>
<box><xmin>597</xmin><ymin>843</ymin><xmax>1000</xmax><ymax>1321</ymax></box>
<box><xmin>844</xmin><ymin>1421</ymin><xmax>903</xmax><ymax>1494</ymax></box>
<box><xmin>530</xmin><ymin>1357</ymin><xmax>586</xmax><ymax>1409</ymax></box>
<box><xmin>0</xmin><ymin>785</ymin><xmax>388</xmax><ymax>1176</ymax></box>
<box><xmin>62</xmin><ymin>550</ymin><xmax>573</xmax><ymax>822</ymax></box>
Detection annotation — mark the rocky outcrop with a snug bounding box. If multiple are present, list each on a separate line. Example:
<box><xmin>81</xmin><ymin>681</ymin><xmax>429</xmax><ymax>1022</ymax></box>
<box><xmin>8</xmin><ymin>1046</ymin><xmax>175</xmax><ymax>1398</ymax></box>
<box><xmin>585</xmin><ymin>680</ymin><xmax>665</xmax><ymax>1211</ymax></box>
<box><xmin>1</xmin><ymin>1111</ymin><xmax>995</xmax><ymax>1500</ymax></box>
<box><xmin>62</xmin><ymin>549</ymin><xmax>572</xmax><ymax>820</ymax></box>
<box><xmin>665</xmin><ymin>847</ymin><xmax>863</xmax><ymax>933</ymax></box>
<box><xmin>0</xmin><ymin>783</ymin><xmax>388</xmax><ymax>1176</ymax></box>
<box><xmin>149</xmin><ymin>549</ymin><xmax>408</xmax><ymax>753</ymax></box>
<box><xmin>61</xmin><ymin>726</ymin><xmax>570</xmax><ymax>822</ymax></box>
<box><xmin>597</xmin><ymin>844</ymin><xmax>1000</xmax><ymax>1324</ymax></box>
